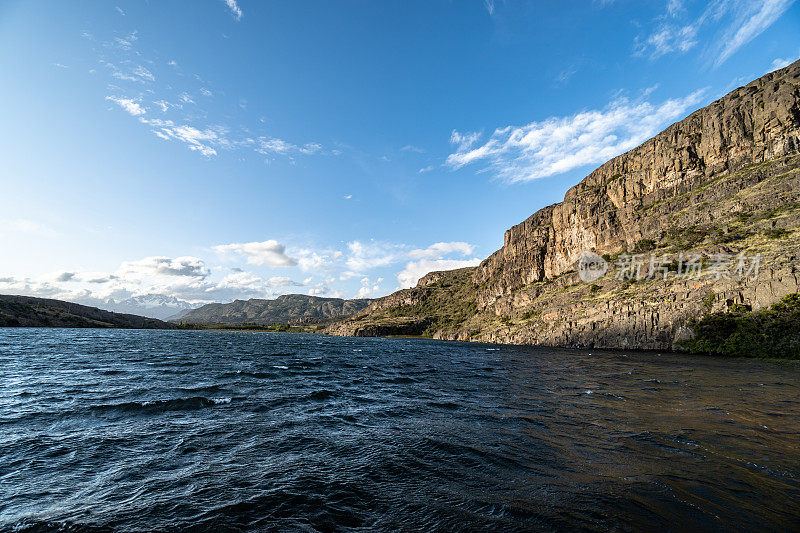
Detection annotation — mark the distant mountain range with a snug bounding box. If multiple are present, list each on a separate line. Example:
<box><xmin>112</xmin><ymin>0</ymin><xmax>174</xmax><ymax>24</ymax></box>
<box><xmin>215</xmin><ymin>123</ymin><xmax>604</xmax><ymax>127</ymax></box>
<box><xmin>173</xmin><ymin>294</ymin><xmax>372</xmax><ymax>325</ymax></box>
<box><xmin>0</xmin><ymin>295</ymin><xmax>175</xmax><ymax>329</ymax></box>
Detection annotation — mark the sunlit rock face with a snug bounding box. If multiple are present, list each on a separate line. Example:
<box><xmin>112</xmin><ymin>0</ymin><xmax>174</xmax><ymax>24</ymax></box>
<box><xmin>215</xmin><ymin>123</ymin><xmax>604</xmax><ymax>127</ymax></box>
<box><xmin>329</xmin><ymin>61</ymin><xmax>800</xmax><ymax>351</ymax></box>
<box><xmin>473</xmin><ymin>61</ymin><xmax>800</xmax><ymax>310</ymax></box>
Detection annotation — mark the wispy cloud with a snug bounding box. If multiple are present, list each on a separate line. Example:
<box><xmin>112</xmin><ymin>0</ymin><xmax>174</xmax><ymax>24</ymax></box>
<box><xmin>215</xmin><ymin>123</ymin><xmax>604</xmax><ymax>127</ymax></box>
<box><xmin>400</xmin><ymin>145</ymin><xmax>426</xmax><ymax>153</ymax></box>
<box><xmin>93</xmin><ymin>30</ymin><xmax>324</xmax><ymax>161</ymax></box>
<box><xmin>224</xmin><ymin>0</ymin><xmax>243</xmax><ymax>21</ymax></box>
<box><xmin>634</xmin><ymin>0</ymin><xmax>795</xmax><ymax>66</ymax></box>
<box><xmin>254</xmin><ymin>138</ymin><xmax>322</xmax><ymax>156</ymax></box>
<box><xmin>114</xmin><ymin>30</ymin><xmax>138</xmax><ymax>50</ymax></box>
<box><xmin>141</xmin><ymin>118</ymin><xmax>231</xmax><ymax>156</ymax></box>
<box><xmin>418</xmin><ymin>165</ymin><xmax>434</xmax><ymax>173</ymax></box>
<box><xmin>446</xmin><ymin>88</ymin><xmax>706</xmax><ymax>183</ymax></box>
<box><xmin>715</xmin><ymin>0</ymin><xmax>794</xmax><ymax>66</ymax></box>
<box><xmin>106</xmin><ymin>96</ymin><xmax>146</xmax><ymax>116</ymax></box>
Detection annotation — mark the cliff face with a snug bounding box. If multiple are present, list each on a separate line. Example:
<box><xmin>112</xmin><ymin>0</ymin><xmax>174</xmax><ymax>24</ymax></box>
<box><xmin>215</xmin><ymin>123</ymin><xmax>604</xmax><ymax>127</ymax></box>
<box><xmin>327</xmin><ymin>61</ymin><xmax>800</xmax><ymax>351</ymax></box>
<box><xmin>176</xmin><ymin>294</ymin><xmax>372</xmax><ymax>325</ymax></box>
<box><xmin>474</xmin><ymin>61</ymin><xmax>800</xmax><ymax>309</ymax></box>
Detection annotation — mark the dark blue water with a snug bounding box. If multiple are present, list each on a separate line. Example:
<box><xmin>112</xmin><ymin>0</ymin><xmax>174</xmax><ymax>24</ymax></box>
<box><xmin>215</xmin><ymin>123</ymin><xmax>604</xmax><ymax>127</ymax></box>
<box><xmin>1</xmin><ymin>329</ymin><xmax>799</xmax><ymax>532</ymax></box>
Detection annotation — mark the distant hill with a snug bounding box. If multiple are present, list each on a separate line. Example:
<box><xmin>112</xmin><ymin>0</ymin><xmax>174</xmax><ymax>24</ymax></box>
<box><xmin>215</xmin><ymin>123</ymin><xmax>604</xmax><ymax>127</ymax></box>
<box><xmin>0</xmin><ymin>295</ymin><xmax>176</xmax><ymax>329</ymax></box>
<box><xmin>175</xmin><ymin>294</ymin><xmax>372</xmax><ymax>325</ymax></box>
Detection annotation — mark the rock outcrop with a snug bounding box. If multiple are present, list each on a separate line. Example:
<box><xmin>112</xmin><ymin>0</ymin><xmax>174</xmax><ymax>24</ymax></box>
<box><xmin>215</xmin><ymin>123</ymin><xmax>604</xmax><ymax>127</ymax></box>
<box><xmin>327</xmin><ymin>61</ymin><xmax>800</xmax><ymax>351</ymax></box>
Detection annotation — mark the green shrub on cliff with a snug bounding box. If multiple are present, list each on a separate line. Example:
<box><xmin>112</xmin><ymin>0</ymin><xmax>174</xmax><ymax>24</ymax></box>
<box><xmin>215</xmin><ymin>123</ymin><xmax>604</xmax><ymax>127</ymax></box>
<box><xmin>681</xmin><ymin>293</ymin><xmax>800</xmax><ymax>358</ymax></box>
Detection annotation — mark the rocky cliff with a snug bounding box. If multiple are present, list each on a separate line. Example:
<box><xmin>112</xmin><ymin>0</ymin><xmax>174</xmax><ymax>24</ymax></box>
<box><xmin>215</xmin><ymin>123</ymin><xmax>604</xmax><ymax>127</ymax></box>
<box><xmin>176</xmin><ymin>294</ymin><xmax>372</xmax><ymax>326</ymax></box>
<box><xmin>327</xmin><ymin>60</ymin><xmax>800</xmax><ymax>351</ymax></box>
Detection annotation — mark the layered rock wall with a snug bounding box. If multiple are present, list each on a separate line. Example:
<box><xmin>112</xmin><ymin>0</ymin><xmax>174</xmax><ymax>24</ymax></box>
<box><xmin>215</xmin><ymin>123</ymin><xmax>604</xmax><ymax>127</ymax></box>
<box><xmin>474</xmin><ymin>62</ymin><xmax>800</xmax><ymax>309</ymax></box>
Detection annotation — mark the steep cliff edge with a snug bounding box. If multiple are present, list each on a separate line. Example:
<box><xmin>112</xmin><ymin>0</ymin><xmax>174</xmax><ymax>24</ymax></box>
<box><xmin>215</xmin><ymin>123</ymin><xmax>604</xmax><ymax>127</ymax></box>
<box><xmin>327</xmin><ymin>61</ymin><xmax>800</xmax><ymax>351</ymax></box>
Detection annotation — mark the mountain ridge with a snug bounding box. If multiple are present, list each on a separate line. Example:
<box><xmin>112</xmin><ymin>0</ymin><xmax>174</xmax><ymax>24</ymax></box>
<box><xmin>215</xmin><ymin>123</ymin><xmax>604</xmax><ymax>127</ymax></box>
<box><xmin>175</xmin><ymin>294</ymin><xmax>373</xmax><ymax>325</ymax></box>
<box><xmin>0</xmin><ymin>294</ymin><xmax>176</xmax><ymax>329</ymax></box>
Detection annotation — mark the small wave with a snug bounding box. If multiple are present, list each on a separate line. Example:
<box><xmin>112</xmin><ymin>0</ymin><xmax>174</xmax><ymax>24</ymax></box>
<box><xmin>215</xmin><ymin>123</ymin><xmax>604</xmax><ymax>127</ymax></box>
<box><xmin>306</xmin><ymin>389</ymin><xmax>338</xmax><ymax>401</ymax></box>
<box><xmin>90</xmin><ymin>396</ymin><xmax>234</xmax><ymax>415</ymax></box>
<box><xmin>428</xmin><ymin>401</ymin><xmax>460</xmax><ymax>409</ymax></box>
<box><xmin>381</xmin><ymin>376</ymin><xmax>418</xmax><ymax>384</ymax></box>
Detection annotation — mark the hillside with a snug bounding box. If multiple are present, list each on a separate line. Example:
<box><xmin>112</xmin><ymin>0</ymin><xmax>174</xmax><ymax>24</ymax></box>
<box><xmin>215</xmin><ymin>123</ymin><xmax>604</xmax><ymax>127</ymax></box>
<box><xmin>175</xmin><ymin>294</ymin><xmax>372</xmax><ymax>326</ymax></box>
<box><xmin>0</xmin><ymin>295</ymin><xmax>176</xmax><ymax>329</ymax></box>
<box><xmin>327</xmin><ymin>60</ymin><xmax>800</xmax><ymax>352</ymax></box>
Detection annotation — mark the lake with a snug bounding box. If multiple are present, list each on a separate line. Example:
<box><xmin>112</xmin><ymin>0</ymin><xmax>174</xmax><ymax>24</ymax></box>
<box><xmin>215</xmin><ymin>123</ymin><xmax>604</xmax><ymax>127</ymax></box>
<box><xmin>1</xmin><ymin>329</ymin><xmax>798</xmax><ymax>531</ymax></box>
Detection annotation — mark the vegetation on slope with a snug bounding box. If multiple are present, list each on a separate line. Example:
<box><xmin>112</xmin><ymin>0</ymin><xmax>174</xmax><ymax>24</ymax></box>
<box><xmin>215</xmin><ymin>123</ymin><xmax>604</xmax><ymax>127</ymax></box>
<box><xmin>328</xmin><ymin>268</ymin><xmax>479</xmax><ymax>338</ymax></box>
<box><xmin>0</xmin><ymin>295</ymin><xmax>175</xmax><ymax>329</ymax></box>
<box><xmin>681</xmin><ymin>294</ymin><xmax>800</xmax><ymax>358</ymax></box>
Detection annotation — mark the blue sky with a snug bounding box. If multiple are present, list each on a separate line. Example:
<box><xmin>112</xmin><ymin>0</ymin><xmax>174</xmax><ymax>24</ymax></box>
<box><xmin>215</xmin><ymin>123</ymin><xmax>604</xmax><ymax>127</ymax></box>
<box><xmin>0</xmin><ymin>0</ymin><xmax>798</xmax><ymax>317</ymax></box>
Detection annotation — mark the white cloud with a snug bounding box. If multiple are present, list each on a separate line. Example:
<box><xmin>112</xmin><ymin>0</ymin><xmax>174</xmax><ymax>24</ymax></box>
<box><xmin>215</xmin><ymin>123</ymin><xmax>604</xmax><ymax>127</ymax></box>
<box><xmin>119</xmin><ymin>256</ymin><xmax>209</xmax><ymax>278</ymax></box>
<box><xmin>294</xmin><ymin>249</ymin><xmax>332</xmax><ymax>271</ymax></box>
<box><xmin>408</xmin><ymin>242</ymin><xmax>475</xmax><ymax>260</ymax></box>
<box><xmin>255</xmin><ymin>137</ymin><xmax>322</xmax><ymax>156</ymax></box>
<box><xmin>114</xmin><ymin>31</ymin><xmax>138</xmax><ymax>50</ymax></box>
<box><xmin>418</xmin><ymin>165</ymin><xmax>434</xmax><ymax>173</ymax></box>
<box><xmin>343</xmin><ymin>194</ymin><xmax>353</xmax><ymax>200</ymax></box>
<box><xmin>51</xmin><ymin>271</ymin><xmax>77</xmax><ymax>282</ymax></box>
<box><xmin>446</xmin><ymin>89</ymin><xmax>706</xmax><ymax>183</ymax></box>
<box><xmin>217</xmin><ymin>271</ymin><xmax>263</xmax><ymax>290</ymax></box>
<box><xmin>115</xmin><ymin>6</ymin><xmax>126</xmax><ymax>16</ymax></box>
<box><xmin>345</xmin><ymin>241</ymin><xmax>405</xmax><ymax>272</ymax></box>
<box><xmin>140</xmin><ymin>118</ymin><xmax>229</xmax><ymax>156</ymax></box>
<box><xmin>266</xmin><ymin>276</ymin><xmax>303</xmax><ymax>288</ymax></box>
<box><xmin>770</xmin><ymin>53</ymin><xmax>798</xmax><ymax>71</ymax></box>
<box><xmin>356</xmin><ymin>276</ymin><xmax>384</xmax><ymax>298</ymax></box>
<box><xmin>214</xmin><ymin>240</ymin><xmax>298</xmax><ymax>267</ymax></box>
<box><xmin>397</xmin><ymin>259</ymin><xmax>481</xmax><ymax>289</ymax></box>
<box><xmin>133</xmin><ymin>65</ymin><xmax>154</xmax><ymax>82</ymax></box>
<box><xmin>106</xmin><ymin>96</ymin><xmax>146</xmax><ymax>116</ymax></box>
<box><xmin>224</xmin><ymin>0</ymin><xmax>243</xmax><ymax>21</ymax></box>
